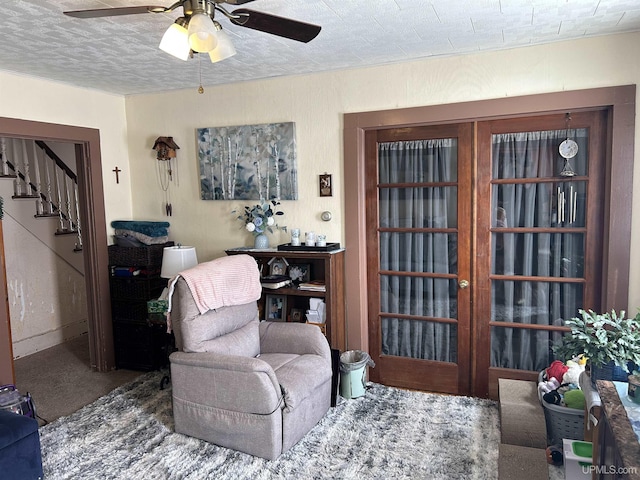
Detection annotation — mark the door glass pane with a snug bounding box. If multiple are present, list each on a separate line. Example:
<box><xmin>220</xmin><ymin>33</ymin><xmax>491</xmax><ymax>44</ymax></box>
<box><xmin>491</xmin><ymin>326</ymin><xmax>564</xmax><ymax>371</ymax></box>
<box><xmin>382</xmin><ymin>318</ymin><xmax>457</xmax><ymax>362</ymax></box>
<box><xmin>379</xmin><ymin>187</ymin><xmax>457</xmax><ymax>228</ymax></box>
<box><xmin>492</xmin><ymin>129</ymin><xmax>588</xmax><ymax>180</ymax></box>
<box><xmin>492</xmin><ymin>233</ymin><xmax>584</xmax><ymax>277</ymax></box>
<box><xmin>494</xmin><ymin>181</ymin><xmax>586</xmax><ymax>228</ymax></box>
<box><xmin>492</xmin><ymin>280</ymin><xmax>583</xmax><ymax>325</ymax></box>
<box><xmin>379</xmin><ymin>139</ymin><xmax>458</xmax><ymax>183</ymax></box>
<box><xmin>380</xmin><ymin>275</ymin><xmax>457</xmax><ymax>319</ymax></box>
<box><xmin>380</xmin><ymin>232</ymin><xmax>458</xmax><ymax>274</ymax></box>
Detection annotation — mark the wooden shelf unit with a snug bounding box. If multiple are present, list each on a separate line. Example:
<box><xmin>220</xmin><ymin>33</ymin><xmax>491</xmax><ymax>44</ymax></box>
<box><xmin>226</xmin><ymin>247</ymin><xmax>346</xmax><ymax>352</ymax></box>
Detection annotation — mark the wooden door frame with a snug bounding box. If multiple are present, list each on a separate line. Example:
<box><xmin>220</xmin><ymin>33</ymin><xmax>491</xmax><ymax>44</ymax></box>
<box><xmin>343</xmin><ymin>85</ymin><xmax>635</xmax><ymax>393</ymax></box>
<box><xmin>0</xmin><ymin>117</ymin><xmax>114</xmax><ymax>385</ymax></box>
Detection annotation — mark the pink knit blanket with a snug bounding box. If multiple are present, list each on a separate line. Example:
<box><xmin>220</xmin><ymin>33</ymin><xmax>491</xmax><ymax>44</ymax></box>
<box><xmin>175</xmin><ymin>254</ymin><xmax>261</xmax><ymax>314</ymax></box>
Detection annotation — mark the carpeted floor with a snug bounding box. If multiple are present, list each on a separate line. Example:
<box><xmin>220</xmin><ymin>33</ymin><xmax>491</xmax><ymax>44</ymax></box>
<box><xmin>40</xmin><ymin>371</ymin><xmax>501</xmax><ymax>479</ymax></box>
<box><xmin>13</xmin><ymin>335</ymin><xmax>141</xmax><ymax>426</ymax></box>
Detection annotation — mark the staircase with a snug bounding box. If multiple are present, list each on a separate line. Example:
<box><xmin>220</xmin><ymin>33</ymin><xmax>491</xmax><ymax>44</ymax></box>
<box><xmin>0</xmin><ymin>137</ymin><xmax>83</xmax><ymax>269</ymax></box>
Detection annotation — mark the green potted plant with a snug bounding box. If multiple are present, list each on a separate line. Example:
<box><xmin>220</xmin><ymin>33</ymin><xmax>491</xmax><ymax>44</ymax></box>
<box><xmin>553</xmin><ymin>309</ymin><xmax>640</xmax><ymax>385</ymax></box>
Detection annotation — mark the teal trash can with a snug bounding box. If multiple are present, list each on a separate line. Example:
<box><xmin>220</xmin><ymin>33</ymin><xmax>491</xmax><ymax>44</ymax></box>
<box><xmin>339</xmin><ymin>350</ymin><xmax>375</xmax><ymax>399</ymax></box>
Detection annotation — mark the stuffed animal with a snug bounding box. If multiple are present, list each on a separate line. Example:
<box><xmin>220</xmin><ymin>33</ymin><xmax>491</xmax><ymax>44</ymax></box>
<box><xmin>562</xmin><ymin>359</ymin><xmax>585</xmax><ymax>386</ymax></box>
<box><xmin>546</xmin><ymin>360</ymin><xmax>569</xmax><ymax>383</ymax></box>
<box><xmin>543</xmin><ymin>389</ymin><xmax>562</xmax><ymax>405</ymax></box>
<box><xmin>538</xmin><ymin>376</ymin><xmax>560</xmax><ymax>394</ymax></box>
<box><xmin>563</xmin><ymin>389</ymin><xmax>585</xmax><ymax>410</ymax></box>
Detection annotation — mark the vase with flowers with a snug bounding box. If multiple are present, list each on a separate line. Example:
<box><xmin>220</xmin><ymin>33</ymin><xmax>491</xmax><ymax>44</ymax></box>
<box><xmin>233</xmin><ymin>200</ymin><xmax>285</xmax><ymax>249</ymax></box>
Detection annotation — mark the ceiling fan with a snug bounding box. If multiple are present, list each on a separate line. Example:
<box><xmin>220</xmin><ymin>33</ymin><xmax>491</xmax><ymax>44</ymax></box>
<box><xmin>64</xmin><ymin>0</ymin><xmax>321</xmax><ymax>63</ymax></box>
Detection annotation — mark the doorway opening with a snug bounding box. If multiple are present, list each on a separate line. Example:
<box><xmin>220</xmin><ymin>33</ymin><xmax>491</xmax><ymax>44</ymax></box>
<box><xmin>0</xmin><ymin>116</ymin><xmax>114</xmax><ymax>385</ymax></box>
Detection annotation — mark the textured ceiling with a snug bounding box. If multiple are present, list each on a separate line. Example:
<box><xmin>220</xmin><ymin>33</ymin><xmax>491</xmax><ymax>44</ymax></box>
<box><xmin>2</xmin><ymin>0</ymin><xmax>640</xmax><ymax>96</ymax></box>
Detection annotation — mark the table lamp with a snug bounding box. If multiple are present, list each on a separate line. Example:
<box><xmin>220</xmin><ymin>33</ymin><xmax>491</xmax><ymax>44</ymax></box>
<box><xmin>159</xmin><ymin>244</ymin><xmax>198</xmax><ymax>299</ymax></box>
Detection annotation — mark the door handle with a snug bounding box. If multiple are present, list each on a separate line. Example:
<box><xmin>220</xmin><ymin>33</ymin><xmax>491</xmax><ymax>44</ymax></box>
<box><xmin>459</xmin><ymin>279</ymin><xmax>469</xmax><ymax>289</ymax></box>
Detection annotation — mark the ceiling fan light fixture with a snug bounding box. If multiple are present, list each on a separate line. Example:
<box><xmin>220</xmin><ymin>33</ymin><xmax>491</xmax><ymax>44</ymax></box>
<box><xmin>187</xmin><ymin>12</ymin><xmax>218</xmax><ymax>53</ymax></box>
<box><xmin>159</xmin><ymin>18</ymin><xmax>190</xmax><ymax>61</ymax></box>
<box><xmin>208</xmin><ymin>23</ymin><xmax>236</xmax><ymax>63</ymax></box>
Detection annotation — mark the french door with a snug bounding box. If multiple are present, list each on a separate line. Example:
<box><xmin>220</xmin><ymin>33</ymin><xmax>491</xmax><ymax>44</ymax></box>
<box><xmin>365</xmin><ymin>123</ymin><xmax>473</xmax><ymax>395</ymax></box>
<box><xmin>366</xmin><ymin>110</ymin><xmax>607</xmax><ymax>397</ymax></box>
<box><xmin>475</xmin><ymin>111</ymin><xmax>606</xmax><ymax>398</ymax></box>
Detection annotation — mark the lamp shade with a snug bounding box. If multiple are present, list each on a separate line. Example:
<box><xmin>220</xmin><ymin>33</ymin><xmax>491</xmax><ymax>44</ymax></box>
<box><xmin>161</xmin><ymin>246</ymin><xmax>198</xmax><ymax>278</ymax></box>
<box><xmin>159</xmin><ymin>21</ymin><xmax>190</xmax><ymax>61</ymax></box>
<box><xmin>188</xmin><ymin>13</ymin><xmax>218</xmax><ymax>53</ymax></box>
<box><xmin>208</xmin><ymin>28</ymin><xmax>236</xmax><ymax>63</ymax></box>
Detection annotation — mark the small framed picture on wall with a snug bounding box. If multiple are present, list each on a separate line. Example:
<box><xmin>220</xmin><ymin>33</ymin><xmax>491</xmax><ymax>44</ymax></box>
<box><xmin>319</xmin><ymin>173</ymin><xmax>332</xmax><ymax>197</ymax></box>
<box><xmin>265</xmin><ymin>294</ymin><xmax>286</xmax><ymax>322</ymax></box>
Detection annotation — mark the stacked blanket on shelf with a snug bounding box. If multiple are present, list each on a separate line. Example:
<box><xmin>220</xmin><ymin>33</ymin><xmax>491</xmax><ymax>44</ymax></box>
<box><xmin>112</xmin><ymin>220</ymin><xmax>170</xmax><ymax>246</ymax></box>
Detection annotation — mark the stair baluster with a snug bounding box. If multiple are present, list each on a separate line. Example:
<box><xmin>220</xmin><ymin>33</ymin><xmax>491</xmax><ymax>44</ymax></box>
<box><xmin>13</xmin><ymin>139</ymin><xmax>23</xmax><ymax>196</ymax></box>
<box><xmin>74</xmin><ymin>184</ymin><xmax>82</xmax><ymax>251</ymax></box>
<box><xmin>52</xmin><ymin>160</ymin><xmax>65</xmax><ymax>232</ymax></box>
<box><xmin>0</xmin><ymin>138</ymin><xmax>11</xmax><ymax>177</ymax></box>
<box><xmin>64</xmin><ymin>175</ymin><xmax>72</xmax><ymax>233</ymax></box>
<box><xmin>20</xmin><ymin>140</ymin><xmax>36</xmax><ymax>198</ymax></box>
<box><xmin>42</xmin><ymin>151</ymin><xmax>55</xmax><ymax>215</ymax></box>
<box><xmin>32</xmin><ymin>142</ymin><xmax>44</xmax><ymax>215</ymax></box>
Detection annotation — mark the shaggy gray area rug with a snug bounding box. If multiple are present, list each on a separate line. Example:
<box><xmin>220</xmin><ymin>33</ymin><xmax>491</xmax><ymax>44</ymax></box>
<box><xmin>40</xmin><ymin>371</ymin><xmax>500</xmax><ymax>479</ymax></box>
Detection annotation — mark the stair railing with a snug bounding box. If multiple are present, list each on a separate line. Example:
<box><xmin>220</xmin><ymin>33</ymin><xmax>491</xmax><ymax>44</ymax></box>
<box><xmin>0</xmin><ymin>137</ymin><xmax>83</xmax><ymax>251</ymax></box>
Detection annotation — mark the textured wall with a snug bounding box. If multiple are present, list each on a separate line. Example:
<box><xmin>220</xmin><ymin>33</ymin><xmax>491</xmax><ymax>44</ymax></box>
<box><xmin>3</xmin><ymin>214</ymin><xmax>88</xmax><ymax>358</ymax></box>
<box><xmin>124</xmin><ymin>32</ymin><xmax>640</xmax><ymax>328</ymax></box>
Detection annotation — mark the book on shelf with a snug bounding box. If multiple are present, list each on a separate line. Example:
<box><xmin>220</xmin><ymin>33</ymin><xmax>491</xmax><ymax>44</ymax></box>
<box><xmin>298</xmin><ymin>280</ymin><xmax>326</xmax><ymax>292</ymax></box>
<box><xmin>261</xmin><ymin>274</ymin><xmax>292</xmax><ymax>290</ymax></box>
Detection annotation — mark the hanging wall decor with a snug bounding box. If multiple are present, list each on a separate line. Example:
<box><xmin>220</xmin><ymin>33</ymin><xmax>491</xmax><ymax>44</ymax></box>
<box><xmin>153</xmin><ymin>136</ymin><xmax>180</xmax><ymax>216</ymax></box>
<box><xmin>319</xmin><ymin>173</ymin><xmax>332</xmax><ymax>197</ymax></box>
<box><xmin>558</xmin><ymin>113</ymin><xmax>577</xmax><ymax>177</ymax></box>
<box><xmin>197</xmin><ymin>122</ymin><xmax>297</xmax><ymax>201</ymax></box>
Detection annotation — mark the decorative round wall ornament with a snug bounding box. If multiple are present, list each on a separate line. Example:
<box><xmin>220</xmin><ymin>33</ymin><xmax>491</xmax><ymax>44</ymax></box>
<box><xmin>559</xmin><ymin>138</ymin><xmax>578</xmax><ymax>159</ymax></box>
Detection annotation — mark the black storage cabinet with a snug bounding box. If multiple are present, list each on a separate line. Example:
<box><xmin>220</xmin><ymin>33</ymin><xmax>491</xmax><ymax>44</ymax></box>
<box><xmin>108</xmin><ymin>242</ymin><xmax>173</xmax><ymax>371</ymax></box>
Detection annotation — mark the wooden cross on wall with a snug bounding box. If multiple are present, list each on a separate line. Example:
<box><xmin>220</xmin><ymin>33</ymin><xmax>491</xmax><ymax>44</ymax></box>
<box><xmin>112</xmin><ymin>166</ymin><xmax>121</xmax><ymax>184</ymax></box>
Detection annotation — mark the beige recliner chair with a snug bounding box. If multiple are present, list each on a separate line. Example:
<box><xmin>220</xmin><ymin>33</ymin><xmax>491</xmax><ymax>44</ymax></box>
<box><xmin>168</xmin><ymin>254</ymin><xmax>332</xmax><ymax>460</ymax></box>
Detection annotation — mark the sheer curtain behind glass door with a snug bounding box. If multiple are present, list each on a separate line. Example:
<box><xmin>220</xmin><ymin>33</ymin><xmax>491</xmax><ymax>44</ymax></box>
<box><xmin>378</xmin><ymin>139</ymin><xmax>458</xmax><ymax>362</ymax></box>
<box><xmin>491</xmin><ymin>129</ymin><xmax>588</xmax><ymax>371</ymax></box>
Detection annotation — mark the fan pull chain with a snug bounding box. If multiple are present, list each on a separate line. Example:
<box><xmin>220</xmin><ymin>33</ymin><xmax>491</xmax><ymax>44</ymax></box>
<box><xmin>198</xmin><ymin>53</ymin><xmax>204</xmax><ymax>94</ymax></box>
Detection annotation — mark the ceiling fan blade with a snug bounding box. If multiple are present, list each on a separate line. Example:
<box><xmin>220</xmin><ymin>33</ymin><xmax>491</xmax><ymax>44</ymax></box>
<box><xmin>64</xmin><ymin>6</ymin><xmax>167</xmax><ymax>19</ymax></box>
<box><xmin>231</xmin><ymin>8</ymin><xmax>321</xmax><ymax>43</ymax></box>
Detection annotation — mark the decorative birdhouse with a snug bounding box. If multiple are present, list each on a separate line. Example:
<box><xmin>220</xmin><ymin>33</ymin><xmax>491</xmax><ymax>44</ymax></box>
<box><xmin>153</xmin><ymin>136</ymin><xmax>180</xmax><ymax>161</ymax></box>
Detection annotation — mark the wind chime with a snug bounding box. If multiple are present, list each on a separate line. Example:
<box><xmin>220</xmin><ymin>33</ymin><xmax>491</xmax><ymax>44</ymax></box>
<box><xmin>557</xmin><ymin>113</ymin><xmax>579</xmax><ymax>225</ymax></box>
<box><xmin>558</xmin><ymin>113</ymin><xmax>578</xmax><ymax>177</ymax></box>
<box><xmin>153</xmin><ymin>136</ymin><xmax>180</xmax><ymax>216</ymax></box>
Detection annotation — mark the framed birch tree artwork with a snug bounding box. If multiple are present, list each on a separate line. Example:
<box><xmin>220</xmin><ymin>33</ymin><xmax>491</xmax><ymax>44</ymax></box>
<box><xmin>197</xmin><ymin>122</ymin><xmax>298</xmax><ymax>200</ymax></box>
